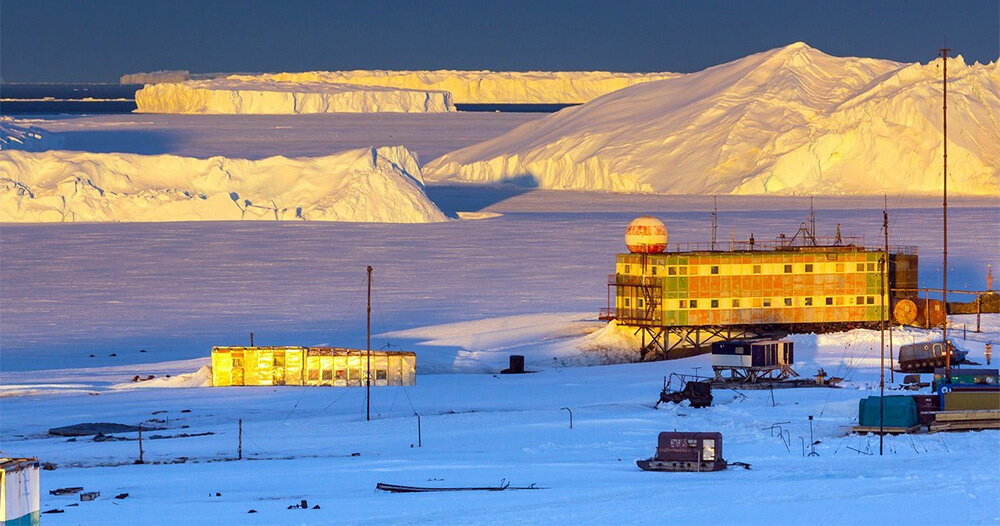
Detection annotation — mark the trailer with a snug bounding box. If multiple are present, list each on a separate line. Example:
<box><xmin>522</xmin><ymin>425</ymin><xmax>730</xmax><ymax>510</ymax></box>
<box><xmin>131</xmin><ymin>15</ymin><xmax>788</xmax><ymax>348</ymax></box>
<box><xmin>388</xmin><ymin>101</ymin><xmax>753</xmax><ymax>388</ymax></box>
<box><xmin>711</xmin><ymin>339</ymin><xmax>797</xmax><ymax>383</ymax></box>
<box><xmin>636</xmin><ymin>432</ymin><xmax>727</xmax><ymax>472</ymax></box>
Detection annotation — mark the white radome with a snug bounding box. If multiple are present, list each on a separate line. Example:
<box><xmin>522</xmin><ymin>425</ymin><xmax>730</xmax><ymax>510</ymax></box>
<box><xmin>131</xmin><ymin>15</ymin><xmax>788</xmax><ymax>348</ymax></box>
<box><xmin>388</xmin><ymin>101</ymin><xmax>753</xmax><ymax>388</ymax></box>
<box><xmin>625</xmin><ymin>216</ymin><xmax>668</xmax><ymax>253</ymax></box>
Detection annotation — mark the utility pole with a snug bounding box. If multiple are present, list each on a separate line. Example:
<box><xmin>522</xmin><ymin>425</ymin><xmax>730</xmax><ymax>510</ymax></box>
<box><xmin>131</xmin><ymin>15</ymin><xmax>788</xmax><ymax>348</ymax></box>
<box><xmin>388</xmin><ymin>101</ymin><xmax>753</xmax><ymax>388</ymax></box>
<box><xmin>238</xmin><ymin>419</ymin><xmax>243</xmax><ymax>460</ymax></box>
<box><xmin>884</xmin><ymin>200</ymin><xmax>893</xmax><ymax>383</ymax></box>
<box><xmin>366</xmin><ymin>265</ymin><xmax>373</xmax><ymax>422</ymax></box>
<box><xmin>137</xmin><ymin>423</ymin><xmax>145</xmax><ymax>464</ymax></box>
<box><xmin>879</xmin><ymin>249</ymin><xmax>885</xmax><ymax>456</ymax></box>
<box><xmin>940</xmin><ymin>46</ymin><xmax>951</xmax><ymax>379</ymax></box>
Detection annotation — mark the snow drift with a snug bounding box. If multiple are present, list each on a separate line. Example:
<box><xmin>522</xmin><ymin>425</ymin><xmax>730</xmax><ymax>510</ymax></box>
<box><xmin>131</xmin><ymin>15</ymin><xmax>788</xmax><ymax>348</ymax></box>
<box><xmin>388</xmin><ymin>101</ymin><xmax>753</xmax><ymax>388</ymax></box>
<box><xmin>1</xmin><ymin>117</ymin><xmax>63</xmax><ymax>151</ymax></box>
<box><xmin>135</xmin><ymin>79</ymin><xmax>455</xmax><ymax>114</ymax></box>
<box><xmin>424</xmin><ymin>43</ymin><xmax>1000</xmax><ymax>195</ymax></box>
<box><xmin>230</xmin><ymin>70</ymin><xmax>678</xmax><ymax>104</ymax></box>
<box><xmin>0</xmin><ymin>146</ymin><xmax>448</xmax><ymax>223</ymax></box>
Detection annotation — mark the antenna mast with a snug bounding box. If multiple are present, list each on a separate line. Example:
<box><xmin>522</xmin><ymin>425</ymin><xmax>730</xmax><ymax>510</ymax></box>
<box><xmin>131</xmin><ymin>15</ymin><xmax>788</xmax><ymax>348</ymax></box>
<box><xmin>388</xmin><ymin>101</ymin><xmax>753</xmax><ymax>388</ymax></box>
<box><xmin>366</xmin><ymin>265</ymin><xmax>373</xmax><ymax>422</ymax></box>
<box><xmin>711</xmin><ymin>196</ymin><xmax>718</xmax><ymax>250</ymax></box>
<box><xmin>939</xmin><ymin>46</ymin><xmax>950</xmax><ymax>375</ymax></box>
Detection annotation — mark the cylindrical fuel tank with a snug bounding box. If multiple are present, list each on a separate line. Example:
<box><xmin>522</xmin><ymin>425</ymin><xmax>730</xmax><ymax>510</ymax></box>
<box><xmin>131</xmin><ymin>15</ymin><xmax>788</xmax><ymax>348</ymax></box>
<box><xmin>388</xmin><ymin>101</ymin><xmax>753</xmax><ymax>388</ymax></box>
<box><xmin>915</xmin><ymin>299</ymin><xmax>947</xmax><ymax>327</ymax></box>
<box><xmin>892</xmin><ymin>299</ymin><xmax>917</xmax><ymax>325</ymax></box>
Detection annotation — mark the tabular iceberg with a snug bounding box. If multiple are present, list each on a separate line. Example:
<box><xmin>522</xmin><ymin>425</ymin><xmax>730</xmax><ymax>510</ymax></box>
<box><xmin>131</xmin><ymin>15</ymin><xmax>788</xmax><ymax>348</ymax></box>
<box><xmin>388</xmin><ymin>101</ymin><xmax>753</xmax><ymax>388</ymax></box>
<box><xmin>424</xmin><ymin>43</ymin><xmax>1000</xmax><ymax>196</ymax></box>
<box><xmin>135</xmin><ymin>79</ymin><xmax>455</xmax><ymax>114</ymax></box>
<box><xmin>0</xmin><ymin>146</ymin><xmax>448</xmax><ymax>223</ymax></box>
<box><xmin>232</xmin><ymin>70</ymin><xmax>679</xmax><ymax>104</ymax></box>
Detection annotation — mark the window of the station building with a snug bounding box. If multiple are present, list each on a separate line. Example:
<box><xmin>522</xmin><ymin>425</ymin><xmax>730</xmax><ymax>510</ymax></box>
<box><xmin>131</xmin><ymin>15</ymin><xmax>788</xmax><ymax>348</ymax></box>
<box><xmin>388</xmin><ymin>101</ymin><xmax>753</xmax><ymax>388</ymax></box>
<box><xmin>856</xmin><ymin>296</ymin><xmax>864</xmax><ymax>304</ymax></box>
<box><xmin>376</xmin><ymin>370</ymin><xmax>387</xmax><ymax>380</ymax></box>
<box><xmin>711</xmin><ymin>299</ymin><xmax>719</xmax><ymax>308</ymax></box>
<box><xmin>624</xmin><ymin>298</ymin><xmax>630</xmax><ymax>306</ymax></box>
<box><xmin>866</xmin><ymin>296</ymin><xmax>875</xmax><ymax>305</ymax></box>
<box><xmin>826</xmin><ymin>297</ymin><xmax>834</xmax><ymax>305</ymax></box>
<box><xmin>651</xmin><ymin>267</ymin><xmax>657</xmax><ymax>275</ymax></box>
<box><xmin>804</xmin><ymin>264</ymin><xmax>814</xmax><ymax>273</ymax></box>
<box><xmin>784</xmin><ymin>264</ymin><xmax>793</xmax><ymax>273</ymax></box>
<box><xmin>679</xmin><ymin>300</ymin><xmax>687</xmax><ymax>308</ymax></box>
<box><xmin>668</xmin><ymin>266</ymin><xmax>677</xmax><ymax>275</ymax></box>
<box><xmin>732</xmin><ymin>299</ymin><xmax>740</xmax><ymax>308</ymax></box>
<box><xmin>856</xmin><ymin>263</ymin><xmax>865</xmax><ymax>271</ymax></box>
<box><xmin>804</xmin><ymin>297</ymin><xmax>813</xmax><ymax>306</ymax></box>
<box><xmin>763</xmin><ymin>299</ymin><xmax>772</xmax><ymax>307</ymax></box>
<box><xmin>690</xmin><ymin>299</ymin><xmax>698</xmax><ymax>308</ymax></box>
<box><xmin>638</xmin><ymin>299</ymin><xmax>644</xmax><ymax>307</ymax></box>
<box><xmin>753</xmin><ymin>265</ymin><xmax>762</xmax><ymax>274</ymax></box>
<box><xmin>624</xmin><ymin>264</ymin><xmax>631</xmax><ymax>273</ymax></box>
<box><xmin>710</xmin><ymin>265</ymin><xmax>719</xmax><ymax>274</ymax></box>
<box><xmin>783</xmin><ymin>297</ymin><xmax>792</xmax><ymax>306</ymax></box>
<box><xmin>867</xmin><ymin>263</ymin><xmax>875</xmax><ymax>272</ymax></box>
<box><xmin>679</xmin><ymin>266</ymin><xmax>688</xmax><ymax>275</ymax></box>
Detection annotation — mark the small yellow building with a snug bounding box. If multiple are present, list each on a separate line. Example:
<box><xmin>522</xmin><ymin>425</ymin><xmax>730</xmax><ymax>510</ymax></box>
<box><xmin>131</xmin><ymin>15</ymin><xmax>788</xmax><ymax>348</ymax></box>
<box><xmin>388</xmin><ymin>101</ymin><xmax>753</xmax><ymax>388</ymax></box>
<box><xmin>211</xmin><ymin>347</ymin><xmax>415</xmax><ymax>387</ymax></box>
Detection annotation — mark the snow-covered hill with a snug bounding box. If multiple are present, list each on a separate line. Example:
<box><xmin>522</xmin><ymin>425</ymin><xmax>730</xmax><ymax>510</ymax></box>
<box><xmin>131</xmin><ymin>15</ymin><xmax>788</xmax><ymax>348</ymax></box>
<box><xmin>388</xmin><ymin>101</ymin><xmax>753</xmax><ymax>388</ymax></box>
<box><xmin>135</xmin><ymin>79</ymin><xmax>455</xmax><ymax>114</ymax></box>
<box><xmin>224</xmin><ymin>70</ymin><xmax>679</xmax><ymax>104</ymax></box>
<box><xmin>0</xmin><ymin>117</ymin><xmax>64</xmax><ymax>151</ymax></box>
<box><xmin>424</xmin><ymin>43</ymin><xmax>1000</xmax><ymax>195</ymax></box>
<box><xmin>0</xmin><ymin>146</ymin><xmax>448</xmax><ymax>223</ymax></box>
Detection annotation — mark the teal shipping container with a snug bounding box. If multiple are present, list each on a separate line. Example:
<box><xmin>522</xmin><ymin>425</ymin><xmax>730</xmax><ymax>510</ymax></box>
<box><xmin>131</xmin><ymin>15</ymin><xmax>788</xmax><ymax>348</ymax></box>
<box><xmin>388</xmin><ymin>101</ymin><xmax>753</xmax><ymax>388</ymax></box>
<box><xmin>858</xmin><ymin>396</ymin><xmax>918</xmax><ymax>428</ymax></box>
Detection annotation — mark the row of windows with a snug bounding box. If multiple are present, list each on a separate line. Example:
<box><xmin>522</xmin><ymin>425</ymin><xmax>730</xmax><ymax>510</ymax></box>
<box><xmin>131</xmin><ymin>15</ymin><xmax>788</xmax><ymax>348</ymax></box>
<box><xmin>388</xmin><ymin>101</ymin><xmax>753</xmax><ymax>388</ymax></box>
<box><xmin>621</xmin><ymin>261</ymin><xmax>879</xmax><ymax>277</ymax></box>
<box><xmin>622</xmin><ymin>295</ymin><xmax>886</xmax><ymax>310</ymax></box>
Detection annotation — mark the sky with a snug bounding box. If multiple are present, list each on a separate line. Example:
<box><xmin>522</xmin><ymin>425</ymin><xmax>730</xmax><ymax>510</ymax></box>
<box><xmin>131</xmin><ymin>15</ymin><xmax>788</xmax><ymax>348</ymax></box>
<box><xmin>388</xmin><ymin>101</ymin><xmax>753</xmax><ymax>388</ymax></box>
<box><xmin>1</xmin><ymin>0</ymin><xmax>997</xmax><ymax>82</ymax></box>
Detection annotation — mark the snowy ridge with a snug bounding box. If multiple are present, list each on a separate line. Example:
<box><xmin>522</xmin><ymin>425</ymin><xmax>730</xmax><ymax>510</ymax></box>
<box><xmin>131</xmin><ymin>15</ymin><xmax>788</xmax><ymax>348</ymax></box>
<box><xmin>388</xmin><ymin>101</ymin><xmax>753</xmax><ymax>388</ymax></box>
<box><xmin>0</xmin><ymin>117</ymin><xmax>64</xmax><ymax>151</ymax></box>
<box><xmin>226</xmin><ymin>70</ymin><xmax>678</xmax><ymax>104</ymax></box>
<box><xmin>0</xmin><ymin>146</ymin><xmax>448</xmax><ymax>223</ymax></box>
<box><xmin>135</xmin><ymin>79</ymin><xmax>455</xmax><ymax>114</ymax></box>
<box><xmin>424</xmin><ymin>43</ymin><xmax>1000</xmax><ymax>195</ymax></box>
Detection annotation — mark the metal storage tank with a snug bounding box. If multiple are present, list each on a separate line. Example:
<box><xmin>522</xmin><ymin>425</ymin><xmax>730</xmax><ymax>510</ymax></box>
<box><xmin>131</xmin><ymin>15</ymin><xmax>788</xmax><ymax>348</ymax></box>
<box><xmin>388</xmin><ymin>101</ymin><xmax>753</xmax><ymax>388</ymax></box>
<box><xmin>1</xmin><ymin>458</ymin><xmax>39</xmax><ymax>526</ymax></box>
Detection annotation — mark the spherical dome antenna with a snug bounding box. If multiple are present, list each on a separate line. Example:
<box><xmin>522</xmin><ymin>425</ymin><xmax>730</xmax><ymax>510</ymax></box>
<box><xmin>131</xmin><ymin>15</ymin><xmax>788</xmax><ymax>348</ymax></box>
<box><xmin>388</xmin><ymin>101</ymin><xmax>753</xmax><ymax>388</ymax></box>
<box><xmin>625</xmin><ymin>216</ymin><xmax>668</xmax><ymax>253</ymax></box>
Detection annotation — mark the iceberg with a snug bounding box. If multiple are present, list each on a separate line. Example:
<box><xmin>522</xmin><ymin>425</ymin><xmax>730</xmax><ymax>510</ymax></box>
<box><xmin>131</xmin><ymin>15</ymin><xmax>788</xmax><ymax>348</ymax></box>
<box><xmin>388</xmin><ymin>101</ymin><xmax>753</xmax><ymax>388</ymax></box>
<box><xmin>424</xmin><ymin>43</ymin><xmax>1000</xmax><ymax>195</ymax></box>
<box><xmin>232</xmin><ymin>70</ymin><xmax>679</xmax><ymax>104</ymax></box>
<box><xmin>0</xmin><ymin>146</ymin><xmax>448</xmax><ymax>223</ymax></box>
<box><xmin>134</xmin><ymin>79</ymin><xmax>455</xmax><ymax>114</ymax></box>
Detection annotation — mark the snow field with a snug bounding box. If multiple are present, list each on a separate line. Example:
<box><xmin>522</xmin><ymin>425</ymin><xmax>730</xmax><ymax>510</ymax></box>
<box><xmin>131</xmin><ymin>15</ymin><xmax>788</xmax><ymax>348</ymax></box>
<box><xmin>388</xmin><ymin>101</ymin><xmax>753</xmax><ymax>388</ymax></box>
<box><xmin>2</xmin><ymin>327</ymin><xmax>998</xmax><ymax>524</ymax></box>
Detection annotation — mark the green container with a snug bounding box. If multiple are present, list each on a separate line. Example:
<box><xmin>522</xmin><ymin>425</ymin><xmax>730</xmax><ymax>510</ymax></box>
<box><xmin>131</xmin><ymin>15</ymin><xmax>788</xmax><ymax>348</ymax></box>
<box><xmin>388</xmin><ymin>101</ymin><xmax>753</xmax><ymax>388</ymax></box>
<box><xmin>858</xmin><ymin>396</ymin><xmax>918</xmax><ymax>428</ymax></box>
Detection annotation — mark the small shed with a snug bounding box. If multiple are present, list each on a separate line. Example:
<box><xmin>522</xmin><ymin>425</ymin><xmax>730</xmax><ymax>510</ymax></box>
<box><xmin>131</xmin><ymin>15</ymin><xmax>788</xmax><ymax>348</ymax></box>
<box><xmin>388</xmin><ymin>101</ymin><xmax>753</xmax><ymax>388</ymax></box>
<box><xmin>1</xmin><ymin>457</ymin><xmax>39</xmax><ymax>526</ymax></box>
<box><xmin>211</xmin><ymin>347</ymin><xmax>416</xmax><ymax>387</ymax></box>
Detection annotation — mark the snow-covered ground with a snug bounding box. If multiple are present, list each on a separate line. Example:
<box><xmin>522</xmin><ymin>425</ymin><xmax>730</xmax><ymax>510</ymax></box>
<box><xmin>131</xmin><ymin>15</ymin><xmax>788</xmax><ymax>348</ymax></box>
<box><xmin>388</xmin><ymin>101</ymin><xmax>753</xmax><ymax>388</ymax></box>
<box><xmin>0</xmin><ymin>117</ymin><xmax>65</xmax><ymax>151</ymax></box>
<box><xmin>1</xmin><ymin>314</ymin><xmax>998</xmax><ymax>525</ymax></box>
<box><xmin>426</xmin><ymin>43</ymin><xmax>1000</xmax><ymax>195</ymax></box>
<box><xmin>222</xmin><ymin>70</ymin><xmax>679</xmax><ymax>104</ymax></box>
<box><xmin>0</xmin><ymin>146</ymin><xmax>446</xmax><ymax>222</ymax></box>
<box><xmin>135</xmin><ymin>79</ymin><xmax>455</xmax><ymax>114</ymax></box>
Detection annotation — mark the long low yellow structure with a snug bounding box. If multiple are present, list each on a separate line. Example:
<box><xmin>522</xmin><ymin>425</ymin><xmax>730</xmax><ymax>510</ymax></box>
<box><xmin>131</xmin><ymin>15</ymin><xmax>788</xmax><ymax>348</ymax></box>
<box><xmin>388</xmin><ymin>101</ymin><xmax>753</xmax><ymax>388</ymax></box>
<box><xmin>211</xmin><ymin>347</ymin><xmax>415</xmax><ymax>387</ymax></box>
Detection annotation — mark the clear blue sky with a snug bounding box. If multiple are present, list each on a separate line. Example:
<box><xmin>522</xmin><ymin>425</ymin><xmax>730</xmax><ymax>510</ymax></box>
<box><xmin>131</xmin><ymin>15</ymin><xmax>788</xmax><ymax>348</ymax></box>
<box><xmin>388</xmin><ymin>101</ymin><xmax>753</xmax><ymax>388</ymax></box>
<box><xmin>2</xmin><ymin>0</ymin><xmax>997</xmax><ymax>82</ymax></box>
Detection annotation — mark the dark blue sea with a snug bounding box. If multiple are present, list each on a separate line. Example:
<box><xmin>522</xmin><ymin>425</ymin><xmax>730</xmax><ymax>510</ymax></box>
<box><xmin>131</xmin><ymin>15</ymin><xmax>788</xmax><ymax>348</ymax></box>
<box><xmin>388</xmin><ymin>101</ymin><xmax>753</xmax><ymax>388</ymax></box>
<box><xmin>0</xmin><ymin>83</ymin><xmax>575</xmax><ymax>115</ymax></box>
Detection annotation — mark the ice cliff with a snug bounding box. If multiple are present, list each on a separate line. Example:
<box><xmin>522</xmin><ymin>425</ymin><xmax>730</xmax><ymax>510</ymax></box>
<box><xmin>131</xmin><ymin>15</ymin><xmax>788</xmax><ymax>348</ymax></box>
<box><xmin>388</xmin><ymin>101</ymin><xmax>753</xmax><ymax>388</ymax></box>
<box><xmin>0</xmin><ymin>146</ymin><xmax>448</xmax><ymax>223</ymax></box>
<box><xmin>232</xmin><ymin>70</ymin><xmax>678</xmax><ymax>104</ymax></box>
<box><xmin>424</xmin><ymin>43</ymin><xmax>1000</xmax><ymax>195</ymax></box>
<box><xmin>134</xmin><ymin>79</ymin><xmax>455</xmax><ymax>114</ymax></box>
